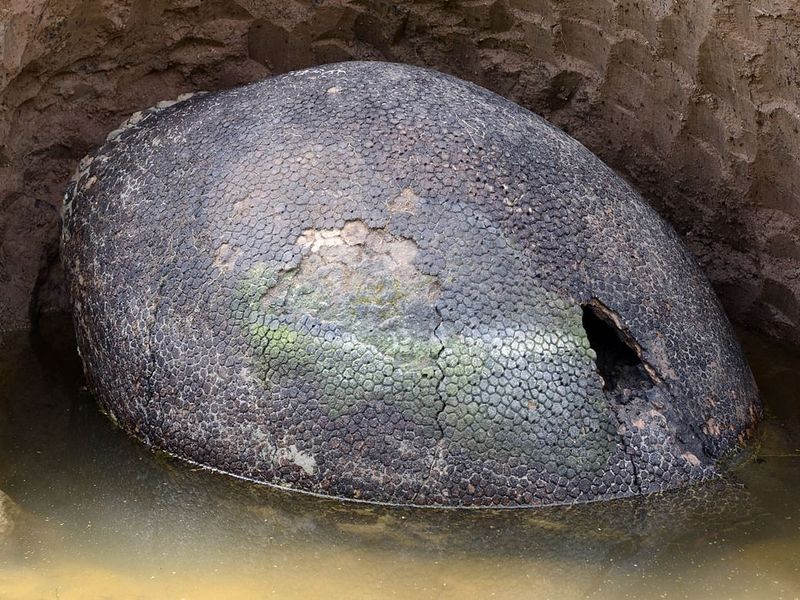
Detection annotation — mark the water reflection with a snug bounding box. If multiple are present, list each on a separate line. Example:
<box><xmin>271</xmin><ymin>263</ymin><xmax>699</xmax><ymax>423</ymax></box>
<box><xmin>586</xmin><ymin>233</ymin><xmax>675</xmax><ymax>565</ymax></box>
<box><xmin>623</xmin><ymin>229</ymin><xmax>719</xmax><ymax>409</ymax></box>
<box><xmin>0</xmin><ymin>316</ymin><xmax>797</xmax><ymax>599</ymax></box>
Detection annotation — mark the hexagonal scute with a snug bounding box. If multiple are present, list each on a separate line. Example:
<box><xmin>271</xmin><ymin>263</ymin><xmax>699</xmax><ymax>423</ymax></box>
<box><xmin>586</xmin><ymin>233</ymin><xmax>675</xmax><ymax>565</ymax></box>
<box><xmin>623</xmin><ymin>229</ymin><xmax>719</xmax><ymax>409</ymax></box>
<box><xmin>61</xmin><ymin>61</ymin><xmax>761</xmax><ymax>507</ymax></box>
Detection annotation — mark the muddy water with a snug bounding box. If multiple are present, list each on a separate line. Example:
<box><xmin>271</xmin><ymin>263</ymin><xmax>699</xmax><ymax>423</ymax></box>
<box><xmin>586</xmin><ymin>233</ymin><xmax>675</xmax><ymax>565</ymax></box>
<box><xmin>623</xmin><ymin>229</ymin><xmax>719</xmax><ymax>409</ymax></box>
<box><xmin>0</xmin><ymin>316</ymin><xmax>797</xmax><ymax>599</ymax></box>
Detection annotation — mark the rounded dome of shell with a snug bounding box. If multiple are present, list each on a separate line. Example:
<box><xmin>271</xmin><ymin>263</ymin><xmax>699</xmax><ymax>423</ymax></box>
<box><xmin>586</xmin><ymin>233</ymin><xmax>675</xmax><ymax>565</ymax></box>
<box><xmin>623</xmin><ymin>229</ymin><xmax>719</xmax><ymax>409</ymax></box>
<box><xmin>62</xmin><ymin>61</ymin><xmax>760</xmax><ymax>507</ymax></box>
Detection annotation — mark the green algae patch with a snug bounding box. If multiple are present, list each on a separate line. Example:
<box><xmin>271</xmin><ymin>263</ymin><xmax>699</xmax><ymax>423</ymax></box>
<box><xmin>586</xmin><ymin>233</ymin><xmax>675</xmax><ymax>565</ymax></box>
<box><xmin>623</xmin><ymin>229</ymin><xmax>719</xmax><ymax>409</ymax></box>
<box><xmin>237</xmin><ymin>224</ymin><xmax>445</xmax><ymax>426</ymax></box>
<box><xmin>233</xmin><ymin>222</ymin><xmax>617</xmax><ymax>474</ymax></box>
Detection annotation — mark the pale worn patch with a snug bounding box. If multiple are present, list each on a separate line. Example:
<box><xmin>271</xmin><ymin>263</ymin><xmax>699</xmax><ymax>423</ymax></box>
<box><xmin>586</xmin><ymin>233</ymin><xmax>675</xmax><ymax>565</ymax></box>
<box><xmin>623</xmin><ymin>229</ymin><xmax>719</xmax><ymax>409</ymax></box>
<box><xmin>213</xmin><ymin>243</ymin><xmax>240</xmax><ymax>273</ymax></box>
<box><xmin>387</xmin><ymin>187</ymin><xmax>421</xmax><ymax>215</ymax></box>
<box><xmin>276</xmin><ymin>444</ymin><xmax>317</xmax><ymax>475</ymax></box>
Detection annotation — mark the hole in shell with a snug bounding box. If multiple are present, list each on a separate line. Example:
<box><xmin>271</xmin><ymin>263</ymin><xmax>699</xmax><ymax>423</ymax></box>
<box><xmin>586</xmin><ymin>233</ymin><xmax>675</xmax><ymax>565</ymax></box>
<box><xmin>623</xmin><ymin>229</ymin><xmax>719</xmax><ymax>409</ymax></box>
<box><xmin>581</xmin><ymin>300</ymin><xmax>653</xmax><ymax>394</ymax></box>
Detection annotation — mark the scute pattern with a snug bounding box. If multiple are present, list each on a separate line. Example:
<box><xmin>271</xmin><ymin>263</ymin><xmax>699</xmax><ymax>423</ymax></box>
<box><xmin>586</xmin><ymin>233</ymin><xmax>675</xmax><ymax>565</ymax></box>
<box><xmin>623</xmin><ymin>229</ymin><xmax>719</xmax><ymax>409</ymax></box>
<box><xmin>62</xmin><ymin>61</ymin><xmax>760</xmax><ymax>507</ymax></box>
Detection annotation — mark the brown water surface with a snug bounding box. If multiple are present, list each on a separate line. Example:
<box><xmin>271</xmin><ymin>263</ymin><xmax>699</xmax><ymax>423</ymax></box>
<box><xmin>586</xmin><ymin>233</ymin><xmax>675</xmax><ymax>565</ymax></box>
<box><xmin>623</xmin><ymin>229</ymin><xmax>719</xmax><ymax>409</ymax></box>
<box><xmin>0</xmin><ymin>317</ymin><xmax>797</xmax><ymax>599</ymax></box>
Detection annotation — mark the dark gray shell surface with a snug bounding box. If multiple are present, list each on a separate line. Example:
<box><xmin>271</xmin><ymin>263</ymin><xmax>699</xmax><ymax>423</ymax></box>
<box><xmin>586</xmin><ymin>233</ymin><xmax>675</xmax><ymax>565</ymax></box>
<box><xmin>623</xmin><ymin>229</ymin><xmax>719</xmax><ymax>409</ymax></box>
<box><xmin>62</xmin><ymin>61</ymin><xmax>760</xmax><ymax>507</ymax></box>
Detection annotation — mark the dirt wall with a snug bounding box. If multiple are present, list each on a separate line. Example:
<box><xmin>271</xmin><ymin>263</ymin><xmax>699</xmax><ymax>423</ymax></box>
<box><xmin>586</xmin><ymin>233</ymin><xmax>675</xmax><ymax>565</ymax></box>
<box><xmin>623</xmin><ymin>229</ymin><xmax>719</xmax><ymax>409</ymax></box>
<box><xmin>1</xmin><ymin>0</ymin><xmax>798</xmax><ymax>345</ymax></box>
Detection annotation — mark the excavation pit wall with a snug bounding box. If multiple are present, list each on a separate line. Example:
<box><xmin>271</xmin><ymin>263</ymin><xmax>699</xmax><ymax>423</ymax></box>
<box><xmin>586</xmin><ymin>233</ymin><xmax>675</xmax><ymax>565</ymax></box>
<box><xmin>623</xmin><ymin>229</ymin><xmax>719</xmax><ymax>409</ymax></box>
<box><xmin>1</xmin><ymin>0</ymin><xmax>799</xmax><ymax>348</ymax></box>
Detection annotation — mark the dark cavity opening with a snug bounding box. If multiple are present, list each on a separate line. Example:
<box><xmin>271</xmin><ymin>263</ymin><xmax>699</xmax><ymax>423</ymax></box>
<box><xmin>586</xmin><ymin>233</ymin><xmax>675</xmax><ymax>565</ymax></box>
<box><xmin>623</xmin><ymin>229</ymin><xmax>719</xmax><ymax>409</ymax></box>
<box><xmin>581</xmin><ymin>300</ymin><xmax>652</xmax><ymax>393</ymax></box>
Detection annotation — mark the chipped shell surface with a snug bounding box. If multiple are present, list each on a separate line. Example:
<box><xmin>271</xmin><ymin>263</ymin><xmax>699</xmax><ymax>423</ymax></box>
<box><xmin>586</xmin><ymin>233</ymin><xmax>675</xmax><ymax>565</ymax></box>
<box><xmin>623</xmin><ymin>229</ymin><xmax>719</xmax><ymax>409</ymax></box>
<box><xmin>61</xmin><ymin>61</ymin><xmax>761</xmax><ymax>507</ymax></box>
